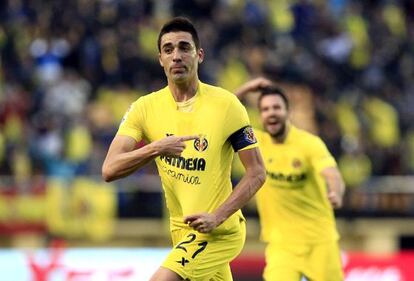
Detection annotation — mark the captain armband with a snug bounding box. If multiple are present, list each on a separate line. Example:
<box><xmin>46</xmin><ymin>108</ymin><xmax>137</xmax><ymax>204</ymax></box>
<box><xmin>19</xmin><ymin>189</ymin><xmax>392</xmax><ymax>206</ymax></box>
<box><xmin>228</xmin><ymin>125</ymin><xmax>257</xmax><ymax>152</ymax></box>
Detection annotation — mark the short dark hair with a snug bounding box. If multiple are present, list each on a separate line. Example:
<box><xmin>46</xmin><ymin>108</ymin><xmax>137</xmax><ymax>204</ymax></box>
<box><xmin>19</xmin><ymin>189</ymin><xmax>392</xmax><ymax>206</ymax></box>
<box><xmin>258</xmin><ymin>86</ymin><xmax>289</xmax><ymax>110</ymax></box>
<box><xmin>157</xmin><ymin>17</ymin><xmax>200</xmax><ymax>52</ymax></box>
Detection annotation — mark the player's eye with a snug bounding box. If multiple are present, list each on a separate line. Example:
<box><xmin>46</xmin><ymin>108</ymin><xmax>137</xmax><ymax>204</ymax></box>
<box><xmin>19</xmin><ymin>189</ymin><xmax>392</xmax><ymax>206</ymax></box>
<box><xmin>164</xmin><ymin>48</ymin><xmax>173</xmax><ymax>54</ymax></box>
<box><xmin>180</xmin><ymin>44</ymin><xmax>192</xmax><ymax>52</ymax></box>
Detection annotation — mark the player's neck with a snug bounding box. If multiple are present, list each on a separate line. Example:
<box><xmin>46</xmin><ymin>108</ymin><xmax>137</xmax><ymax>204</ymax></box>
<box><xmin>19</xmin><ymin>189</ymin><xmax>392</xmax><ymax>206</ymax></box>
<box><xmin>169</xmin><ymin>78</ymin><xmax>199</xmax><ymax>102</ymax></box>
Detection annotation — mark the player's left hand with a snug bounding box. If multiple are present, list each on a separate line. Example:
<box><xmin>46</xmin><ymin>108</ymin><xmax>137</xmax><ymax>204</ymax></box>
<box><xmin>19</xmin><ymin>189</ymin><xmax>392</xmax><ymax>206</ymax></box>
<box><xmin>184</xmin><ymin>213</ymin><xmax>218</xmax><ymax>233</ymax></box>
<box><xmin>327</xmin><ymin>189</ymin><xmax>343</xmax><ymax>209</ymax></box>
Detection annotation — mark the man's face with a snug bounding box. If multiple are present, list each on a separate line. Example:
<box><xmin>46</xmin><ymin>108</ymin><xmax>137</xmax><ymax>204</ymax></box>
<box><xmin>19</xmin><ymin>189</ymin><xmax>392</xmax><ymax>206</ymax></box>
<box><xmin>159</xmin><ymin>31</ymin><xmax>204</xmax><ymax>84</ymax></box>
<box><xmin>259</xmin><ymin>95</ymin><xmax>289</xmax><ymax>138</ymax></box>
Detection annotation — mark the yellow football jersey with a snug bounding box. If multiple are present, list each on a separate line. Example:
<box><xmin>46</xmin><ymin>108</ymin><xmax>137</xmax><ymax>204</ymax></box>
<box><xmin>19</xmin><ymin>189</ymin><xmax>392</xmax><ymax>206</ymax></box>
<box><xmin>255</xmin><ymin>125</ymin><xmax>339</xmax><ymax>244</ymax></box>
<box><xmin>117</xmin><ymin>82</ymin><xmax>257</xmax><ymax>233</ymax></box>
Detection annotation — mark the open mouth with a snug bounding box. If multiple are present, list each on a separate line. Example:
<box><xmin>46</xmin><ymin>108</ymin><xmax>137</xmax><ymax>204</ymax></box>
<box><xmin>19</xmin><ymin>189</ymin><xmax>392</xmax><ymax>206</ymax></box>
<box><xmin>266</xmin><ymin>117</ymin><xmax>279</xmax><ymax>126</ymax></box>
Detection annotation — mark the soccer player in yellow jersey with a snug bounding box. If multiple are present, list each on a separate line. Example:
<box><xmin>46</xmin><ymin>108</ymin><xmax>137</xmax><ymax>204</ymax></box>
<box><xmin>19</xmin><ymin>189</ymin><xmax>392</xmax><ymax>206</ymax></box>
<box><xmin>102</xmin><ymin>18</ymin><xmax>266</xmax><ymax>281</ymax></box>
<box><xmin>236</xmin><ymin>78</ymin><xmax>345</xmax><ymax>281</ymax></box>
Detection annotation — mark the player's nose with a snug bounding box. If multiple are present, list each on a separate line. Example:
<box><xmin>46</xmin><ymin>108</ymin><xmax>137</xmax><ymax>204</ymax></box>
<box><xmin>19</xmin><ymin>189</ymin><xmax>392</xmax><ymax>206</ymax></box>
<box><xmin>172</xmin><ymin>49</ymin><xmax>182</xmax><ymax>61</ymax></box>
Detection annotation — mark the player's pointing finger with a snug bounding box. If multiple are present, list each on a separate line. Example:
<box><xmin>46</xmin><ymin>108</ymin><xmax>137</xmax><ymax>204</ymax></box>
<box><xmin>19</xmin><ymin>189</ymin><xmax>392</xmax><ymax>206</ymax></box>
<box><xmin>180</xmin><ymin>135</ymin><xmax>200</xmax><ymax>142</ymax></box>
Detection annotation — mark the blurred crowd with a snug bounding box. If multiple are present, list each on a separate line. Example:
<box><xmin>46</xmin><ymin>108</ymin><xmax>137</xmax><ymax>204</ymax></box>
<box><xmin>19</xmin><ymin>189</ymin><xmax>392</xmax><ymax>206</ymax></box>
<box><xmin>0</xmin><ymin>0</ymin><xmax>413</xmax><ymax>192</ymax></box>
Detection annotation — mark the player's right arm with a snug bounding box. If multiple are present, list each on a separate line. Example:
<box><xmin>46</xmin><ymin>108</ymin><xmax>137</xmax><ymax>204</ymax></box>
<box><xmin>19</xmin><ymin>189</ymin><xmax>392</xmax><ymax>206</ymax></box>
<box><xmin>102</xmin><ymin>97</ymin><xmax>198</xmax><ymax>182</ymax></box>
<box><xmin>321</xmin><ymin>167</ymin><xmax>345</xmax><ymax>209</ymax></box>
<box><xmin>102</xmin><ymin>134</ymin><xmax>198</xmax><ymax>182</ymax></box>
<box><xmin>308</xmin><ymin>136</ymin><xmax>345</xmax><ymax>209</ymax></box>
<box><xmin>102</xmin><ymin>135</ymin><xmax>154</xmax><ymax>182</ymax></box>
<box><xmin>235</xmin><ymin>77</ymin><xmax>273</xmax><ymax>99</ymax></box>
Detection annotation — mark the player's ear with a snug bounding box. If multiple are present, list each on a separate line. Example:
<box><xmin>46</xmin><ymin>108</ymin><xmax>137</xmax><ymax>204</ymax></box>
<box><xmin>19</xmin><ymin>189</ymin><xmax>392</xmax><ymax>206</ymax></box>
<box><xmin>197</xmin><ymin>48</ymin><xmax>204</xmax><ymax>64</ymax></box>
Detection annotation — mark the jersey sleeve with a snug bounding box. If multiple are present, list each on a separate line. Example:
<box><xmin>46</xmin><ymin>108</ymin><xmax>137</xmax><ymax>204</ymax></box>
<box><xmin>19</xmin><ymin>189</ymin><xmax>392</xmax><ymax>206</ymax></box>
<box><xmin>308</xmin><ymin>136</ymin><xmax>337</xmax><ymax>173</ymax></box>
<box><xmin>116</xmin><ymin>97</ymin><xmax>145</xmax><ymax>142</ymax></box>
<box><xmin>224</xmin><ymin>96</ymin><xmax>258</xmax><ymax>151</ymax></box>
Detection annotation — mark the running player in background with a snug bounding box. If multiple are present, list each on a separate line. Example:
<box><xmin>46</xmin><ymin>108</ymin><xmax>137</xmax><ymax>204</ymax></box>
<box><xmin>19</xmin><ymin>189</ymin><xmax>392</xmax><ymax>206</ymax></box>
<box><xmin>236</xmin><ymin>78</ymin><xmax>345</xmax><ymax>281</ymax></box>
<box><xmin>102</xmin><ymin>18</ymin><xmax>265</xmax><ymax>281</ymax></box>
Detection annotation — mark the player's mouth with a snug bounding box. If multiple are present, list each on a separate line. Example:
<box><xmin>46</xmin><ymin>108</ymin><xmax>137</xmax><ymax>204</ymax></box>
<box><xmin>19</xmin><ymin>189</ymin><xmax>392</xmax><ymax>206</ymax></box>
<box><xmin>171</xmin><ymin>65</ymin><xmax>186</xmax><ymax>73</ymax></box>
<box><xmin>265</xmin><ymin>117</ymin><xmax>280</xmax><ymax>126</ymax></box>
<box><xmin>265</xmin><ymin>117</ymin><xmax>283</xmax><ymax>131</ymax></box>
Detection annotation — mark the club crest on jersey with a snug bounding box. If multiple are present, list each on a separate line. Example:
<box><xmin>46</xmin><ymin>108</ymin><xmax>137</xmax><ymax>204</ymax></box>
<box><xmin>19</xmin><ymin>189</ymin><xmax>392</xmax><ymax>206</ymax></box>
<box><xmin>292</xmin><ymin>158</ymin><xmax>302</xmax><ymax>168</ymax></box>
<box><xmin>243</xmin><ymin>126</ymin><xmax>257</xmax><ymax>144</ymax></box>
<box><xmin>194</xmin><ymin>135</ymin><xmax>208</xmax><ymax>152</ymax></box>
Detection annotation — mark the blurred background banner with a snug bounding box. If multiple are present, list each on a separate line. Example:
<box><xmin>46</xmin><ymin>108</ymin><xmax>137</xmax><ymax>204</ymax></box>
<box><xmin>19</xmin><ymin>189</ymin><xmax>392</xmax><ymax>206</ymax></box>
<box><xmin>0</xmin><ymin>247</ymin><xmax>169</xmax><ymax>281</ymax></box>
<box><xmin>343</xmin><ymin>252</ymin><xmax>414</xmax><ymax>281</ymax></box>
<box><xmin>0</xmin><ymin>0</ymin><xmax>414</xmax><ymax>280</ymax></box>
<box><xmin>46</xmin><ymin>177</ymin><xmax>116</xmax><ymax>241</ymax></box>
<box><xmin>0</xmin><ymin>177</ymin><xmax>116</xmax><ymax>241</ymax></box>
<box><xmin>232</xmin><ymin>251</ymin><xmax>414</xmax><ymax>281</ymax></box>
<box><xmin>0</xmin><ymin>247</ymin><xmax>414</xmax><ymax>281</ymax></box>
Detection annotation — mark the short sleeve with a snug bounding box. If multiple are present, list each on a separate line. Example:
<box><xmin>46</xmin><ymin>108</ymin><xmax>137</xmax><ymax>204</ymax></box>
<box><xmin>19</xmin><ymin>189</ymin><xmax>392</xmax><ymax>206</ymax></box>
<box><xmin>116</xmin><ymin>98</ymin><xmax>145</xmax><ymax>142</ymax></box>
<box><xmin>308</xmin><ymin>136</ymin><xmax>337</xmax><ymax>172</ymax></box>
<box><xmin>224</xmin><ymin>95</ymin><xmax>258</xmax><ymax>151</ymax></box>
